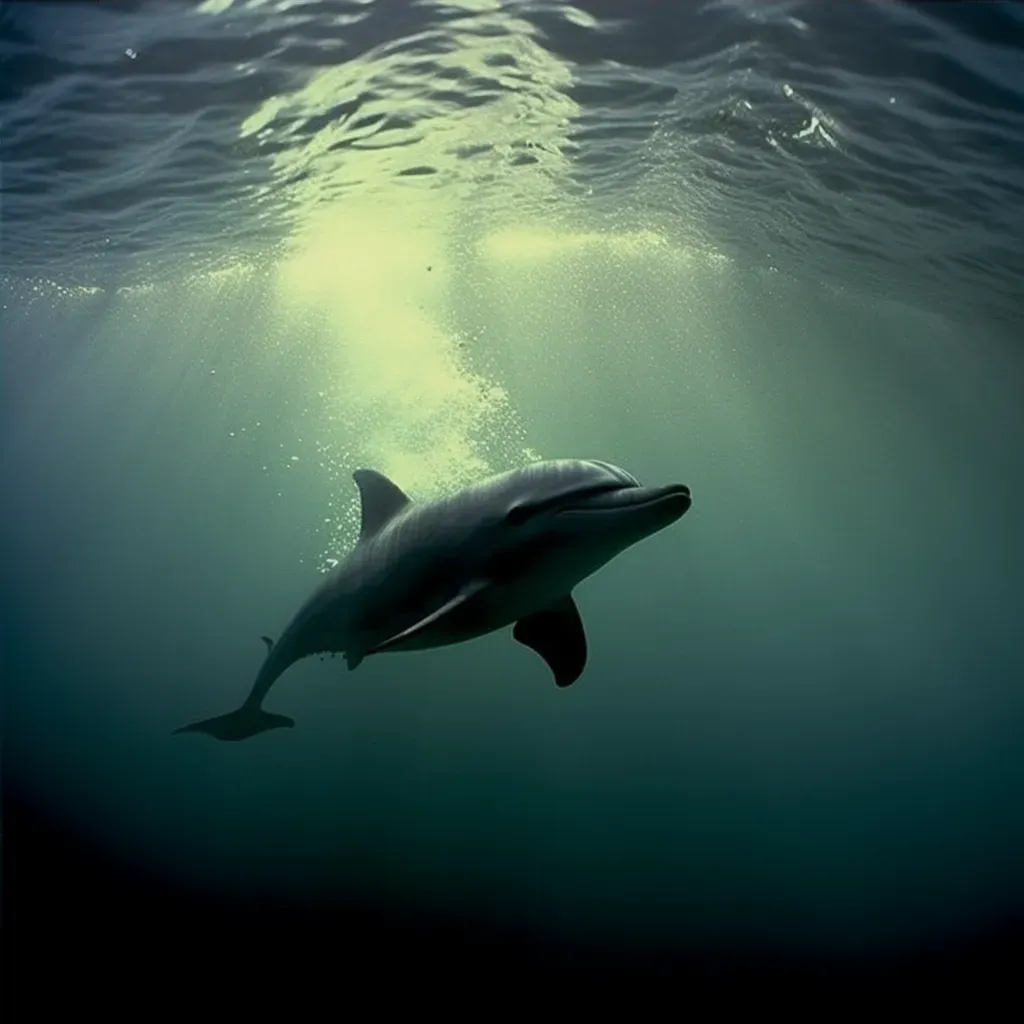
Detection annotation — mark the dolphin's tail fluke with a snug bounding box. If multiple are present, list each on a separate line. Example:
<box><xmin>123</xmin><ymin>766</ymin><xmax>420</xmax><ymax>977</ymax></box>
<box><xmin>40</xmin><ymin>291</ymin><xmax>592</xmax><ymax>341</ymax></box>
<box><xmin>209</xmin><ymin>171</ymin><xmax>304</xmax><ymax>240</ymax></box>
<box><xmin>174</xmin><ymin>703</ymin><xmax>295</xmax><ymax>742</ymax></box>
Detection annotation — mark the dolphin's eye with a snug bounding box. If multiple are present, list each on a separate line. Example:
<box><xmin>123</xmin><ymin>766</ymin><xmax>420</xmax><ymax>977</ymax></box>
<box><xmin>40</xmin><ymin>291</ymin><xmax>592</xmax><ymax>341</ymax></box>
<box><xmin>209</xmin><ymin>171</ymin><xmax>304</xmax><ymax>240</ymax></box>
<box><xmin>505</xmin><ymin>503</ymin><xmax>535</xmax><ymax>527</ymax></box>
<box><xmin>506</xmin><ymin>481</ymin><xmax>624</xmax><ymax>526</ymax></box>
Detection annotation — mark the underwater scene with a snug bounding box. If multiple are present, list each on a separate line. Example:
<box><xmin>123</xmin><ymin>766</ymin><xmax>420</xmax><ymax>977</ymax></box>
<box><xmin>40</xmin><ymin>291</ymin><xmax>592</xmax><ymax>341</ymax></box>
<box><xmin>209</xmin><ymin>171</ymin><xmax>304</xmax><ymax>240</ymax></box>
<box><xmin>4</xmin><ymin>0</ymin><xmax>1024</xmax><ymax>993</ymax></box>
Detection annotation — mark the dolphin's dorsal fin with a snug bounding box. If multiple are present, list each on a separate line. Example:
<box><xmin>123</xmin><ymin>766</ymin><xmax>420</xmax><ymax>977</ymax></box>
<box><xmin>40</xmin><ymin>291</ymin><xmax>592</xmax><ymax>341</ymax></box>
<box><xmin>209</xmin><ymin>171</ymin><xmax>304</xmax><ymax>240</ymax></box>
<box><xmin>352</xmin><ymin>469</ymin><xmax>412</xmax><ymax>540</ymax></box>
<box><xmin>260</xmin><ymin>636</ymin><xmax>274</xmax><ymax>654</ymax></box>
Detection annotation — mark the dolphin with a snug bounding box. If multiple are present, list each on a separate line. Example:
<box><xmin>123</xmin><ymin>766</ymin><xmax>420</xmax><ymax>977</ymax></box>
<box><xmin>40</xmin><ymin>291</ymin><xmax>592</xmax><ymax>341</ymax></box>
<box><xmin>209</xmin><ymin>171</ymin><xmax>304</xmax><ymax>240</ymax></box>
<box><xmin>176</xmin><ymin>458</ymin><xmax>691</xmax><ymax>741</ymax></box>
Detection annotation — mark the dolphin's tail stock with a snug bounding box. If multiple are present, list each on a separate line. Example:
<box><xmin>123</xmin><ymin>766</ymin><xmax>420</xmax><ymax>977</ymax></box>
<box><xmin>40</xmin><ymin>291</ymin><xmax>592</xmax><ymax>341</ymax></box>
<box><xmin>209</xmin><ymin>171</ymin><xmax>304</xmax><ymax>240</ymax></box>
<box><xmin>174</xmin><ymin>701</ymin><xmax>294</xmax><ymax>742</ymax></box>
<box><xmin>176</xmin><ymin>636</ymin><xmax>295</xmax><ymax>741</ymax></box>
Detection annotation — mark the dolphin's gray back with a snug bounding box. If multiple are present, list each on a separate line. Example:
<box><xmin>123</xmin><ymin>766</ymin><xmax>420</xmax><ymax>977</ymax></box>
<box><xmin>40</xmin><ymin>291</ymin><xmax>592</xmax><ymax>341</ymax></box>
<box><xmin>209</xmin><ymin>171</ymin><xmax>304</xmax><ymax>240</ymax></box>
<box><xmin>431</xmin><ymin>459</ymin><xmax>639</xmax><ymax>520</ymax></box>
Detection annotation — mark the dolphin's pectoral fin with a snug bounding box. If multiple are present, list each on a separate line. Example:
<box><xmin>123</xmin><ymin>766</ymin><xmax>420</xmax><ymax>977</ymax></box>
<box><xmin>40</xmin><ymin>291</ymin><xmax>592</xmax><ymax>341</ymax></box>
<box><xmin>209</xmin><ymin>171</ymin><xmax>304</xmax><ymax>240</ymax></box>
<box><xmin>369</xmin><ymin>578</ymin><xmax>491</xmax><ymax>655</ymax></box>
<box><xmin>345</xmin><ymin>650</ymin><xmax>364</xmax><ymax>671</ymax></box>
<box><xmin>513</xmin><ymin>595</ymin><xmax>587</xmax><ymax>688</ymax></box>
<box><xmin>353</xmin><ymin>469</ymin><xmax>412</xmax><ymax>540</ymax></box>
<box><xmin>260</xmin><ymin>635</ymin><xmax>274</xmax><ymax>655</ymax></box>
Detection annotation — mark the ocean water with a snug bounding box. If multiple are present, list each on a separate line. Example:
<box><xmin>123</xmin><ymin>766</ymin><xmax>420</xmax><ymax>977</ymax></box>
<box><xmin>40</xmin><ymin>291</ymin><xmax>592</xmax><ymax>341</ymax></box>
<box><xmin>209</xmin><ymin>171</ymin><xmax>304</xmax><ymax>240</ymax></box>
<box><xmin>4</xmin><ymin>0</ymin><xmax>1024</xmax><ymax>985</ymax></box>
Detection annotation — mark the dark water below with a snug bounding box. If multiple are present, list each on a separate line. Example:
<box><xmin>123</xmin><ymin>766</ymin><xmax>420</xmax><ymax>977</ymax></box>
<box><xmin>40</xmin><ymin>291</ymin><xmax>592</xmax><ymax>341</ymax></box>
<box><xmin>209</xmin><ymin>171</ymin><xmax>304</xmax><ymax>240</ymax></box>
<box><xmin>4</xmin><ymin>0</ymin><xmax>1024</xmax><ymax>995</ymax></box>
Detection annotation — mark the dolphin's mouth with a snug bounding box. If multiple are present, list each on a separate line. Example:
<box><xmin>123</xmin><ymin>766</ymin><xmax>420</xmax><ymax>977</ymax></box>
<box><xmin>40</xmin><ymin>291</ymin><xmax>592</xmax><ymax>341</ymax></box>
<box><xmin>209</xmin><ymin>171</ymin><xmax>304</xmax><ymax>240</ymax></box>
<box><xmin>560</xmin><ymin>482</ymin><xmax>691</xmax><ymax>516</ymax></box>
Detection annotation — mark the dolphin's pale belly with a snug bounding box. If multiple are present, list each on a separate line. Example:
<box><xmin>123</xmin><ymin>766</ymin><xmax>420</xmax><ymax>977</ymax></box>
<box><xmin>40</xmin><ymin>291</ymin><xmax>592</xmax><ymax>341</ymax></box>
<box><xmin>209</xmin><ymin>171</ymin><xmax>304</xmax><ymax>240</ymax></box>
<box><xmin>380</xmin><ymin>570</ymin><xmax>584</xmax><ymax>654</ymax></box>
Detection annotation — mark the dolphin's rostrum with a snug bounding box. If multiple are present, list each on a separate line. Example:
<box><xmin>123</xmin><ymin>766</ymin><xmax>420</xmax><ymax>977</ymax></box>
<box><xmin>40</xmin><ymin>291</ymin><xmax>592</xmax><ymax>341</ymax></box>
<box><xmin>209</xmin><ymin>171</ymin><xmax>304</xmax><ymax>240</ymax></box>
<box><xmin>176</xmin><ymin>458</ymin><xmax>692</xmax><ymax>741</ymax></box>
